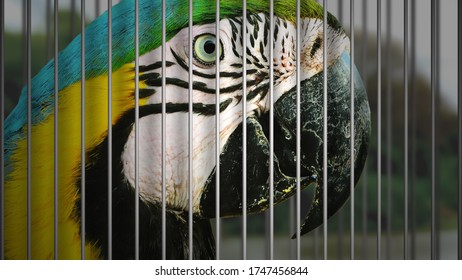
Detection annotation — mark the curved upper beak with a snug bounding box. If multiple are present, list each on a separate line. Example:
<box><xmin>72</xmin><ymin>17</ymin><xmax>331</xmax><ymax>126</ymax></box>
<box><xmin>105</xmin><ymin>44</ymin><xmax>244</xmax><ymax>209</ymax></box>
<box><xmin>198</xmin><ymin>51</ymin><xmax>370</xmax><ymax>235</ymax></box>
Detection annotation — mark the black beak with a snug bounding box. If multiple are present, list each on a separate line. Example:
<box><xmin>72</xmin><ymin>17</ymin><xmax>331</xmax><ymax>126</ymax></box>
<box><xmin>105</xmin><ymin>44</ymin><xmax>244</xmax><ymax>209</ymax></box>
<box><xmin>199</xmin><ymin>51</ymin><xmax>370</xmax><ymax>236</ymax></box>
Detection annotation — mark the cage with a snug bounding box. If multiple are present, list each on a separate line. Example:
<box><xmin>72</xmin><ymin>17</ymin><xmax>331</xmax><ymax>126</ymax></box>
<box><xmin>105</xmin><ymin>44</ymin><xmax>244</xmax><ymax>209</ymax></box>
<box><xmin>0</xmin><ymin>0</ymin><xmax>460</xmax><ymax>260</ymax></box>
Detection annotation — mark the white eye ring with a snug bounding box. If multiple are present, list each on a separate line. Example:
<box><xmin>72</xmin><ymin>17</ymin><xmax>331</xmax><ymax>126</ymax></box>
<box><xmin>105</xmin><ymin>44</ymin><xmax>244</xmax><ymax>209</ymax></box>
<box><xmin>193</xmin><ymin>34</ymin><xmax>223</xmax><ymax>66</ymax></box>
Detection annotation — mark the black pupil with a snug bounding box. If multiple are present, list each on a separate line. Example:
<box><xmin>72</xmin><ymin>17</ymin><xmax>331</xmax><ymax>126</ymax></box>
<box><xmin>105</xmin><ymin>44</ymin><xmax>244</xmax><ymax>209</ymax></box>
<box><xmin>204</xmin><ymin>40</ymin><xmax>216</xmax><ymax>54</ymax></box>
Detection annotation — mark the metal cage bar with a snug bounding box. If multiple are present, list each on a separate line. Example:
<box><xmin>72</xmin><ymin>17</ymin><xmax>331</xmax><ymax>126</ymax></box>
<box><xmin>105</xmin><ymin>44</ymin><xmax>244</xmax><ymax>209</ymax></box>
<box><xmin>135</xmin><ymin>0</ymin><xmax>141</xmax><ymax>260</ymax></box>
<box><xmin>0</xmin><ymin>0</ymin><xmax>4</xmax><ymax>261</ymax></box>
<box><xmin>337</xmin><ymin>0</ymin><xmax>344</xmax><ymax>260</ymax></box>
<box><xmin>215</xmin><ymin>0</ymin><xmax>221</xmax><ymax>260</ymax></box>
<box><xmin>80</xmin><ymin>0</ymin><xmax>86</xmax><ymax>260</ymax></box>
<box><xmin>108</xmin><ymin>0</ymin><xmax>113</xmax><ymax>260</ymax></box>
<box><xmin>188</xmin><ymin>0</ymin><xmax>194</xmax><ymax>261</ymax></box>
<box><xmin>268</xmin><ymin>0</ymin><xmax>275</xmax><ymax>261</ymax></box>
<box><xmin>242</xmin><ymin>0</ymin><xmax>248</xmax><ymax>261</ymax></box>
<box><xmin>26</xmin><ymin>0</ymin><xmax>31</xmax><ymax>260</ymax></box>
<box><xmin>459</xmin><ymin>0</ymin><xmax>462</xmax><ymax>261</ymax></box>
<box><xmin>161</xmin><ymin>0</ymin><xmax>167</xmax><ymax>260</ymax></box>
<box><xmin>404</xmin><ymin>0</ymin><xmax>409</xmax><ymax>260</ymax></box>
<box><xmin>431</xmin><ymin>0</ymin><xmax>437</xmax><ymax>260</ymax></box>
<box><xmin>295</xmin><ymin>0</ymin><xmax>302</xmax><ymax>260</ymax></box>
<box><xmin>376</xmin><ymin>0</ymin><xmax>382</xmax><ymax>260</ymax></box>
<box><xmin>350</xmin><ymin>0</ymin><xmax>355</xmax><ymax>260</ymax></box>
<box><xmin>385</xmin><ymin>0</ymin><xmax>392</xmax><ymax>260</ymax></box>
<box><xmin>410</xmin><ymin>0</ymin><xmax>417</xmax><ymax>260</ymax></box>
<box><xmin>53</xmin><ymin>0</ymin><xmax>59</xmax><ymax>261</ymax></box>
<box><xmin>322</xmin><ymin>0</ymin><xmax>328</xmax><ymax>260</ymax></box>
<box><xmin>435</xmin><ymin>0</ymin><xmax>441</xmax><ymax>260</ymax></box>
<box><xmin>360</xmin><ymin>0</ymin><xmax>367</xmax><ymax>260</ymax></box>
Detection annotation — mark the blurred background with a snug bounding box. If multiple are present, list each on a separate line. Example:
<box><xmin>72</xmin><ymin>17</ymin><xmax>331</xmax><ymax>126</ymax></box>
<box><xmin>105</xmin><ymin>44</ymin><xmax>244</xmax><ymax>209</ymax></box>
<box><xmin>1</xmin><ymin>0</ymin><xmax>459</xmax><ymax>259</ymax></box>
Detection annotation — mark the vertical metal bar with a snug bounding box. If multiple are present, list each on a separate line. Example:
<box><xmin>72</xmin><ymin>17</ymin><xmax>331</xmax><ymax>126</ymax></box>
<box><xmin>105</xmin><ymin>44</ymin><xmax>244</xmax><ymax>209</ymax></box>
<box><xmin>410</xmin><ymin>0</ymin><xmax>417</xmax><ymax>260</ymax></box>
<box><xmin>242</xmin><ymin>0</ymin><xmax>247</xmax><ymax>261</ymax></box>
<box><xmin>269</xmin><ymin>0</ymin><xmax>275</xmax><ymax>261</ymax></box>
<box><xmin>53</xmin><ymin>0</ymin><xmax>59</xmax><ymax>261</ymax></box>
<box><xmin>26</xmin><ymin>0</ymin><xmax>32</xmax><ymax>260</ymax></box>
<box><xmin>385</xmin><ymin>0</ymin><xmax>392</xmax><ymax>260</ymax></box>
<box><xmin>404</xmin><ymin>0</ymin><xmax>409</xmax><ymax>261</ymax></box>
<box><xmin>361</xmin><ymin>0</ymin><xmax>367</xmax><ymax>260</ymax></box>
<box><xmin>435</xmin><ymin>0</ymin><xmax>440</xmax><ymax>260</ymax></box>
<box><xmin>431</xmin><ymin>0</ymin><xmax>436</xmax><ymax>261</ymax></box>
<box><xmin>215</xmin><ymin>0</ymin><xmax>221</xmax><ymax>260</ymax></box>
<box><xmin>459</xmin><ymin>0</ymin><xmax>462</xmax><ymax>260</ymax></box>
<box><xmin>295</xmin><ymin>0</ymin><xmax>301</xmax><ymax>261</ymax></box>
<box><xmin>0</xmin><ymin>0</ymin><xmax>4</xmax><ymax>261</ymax></box>
<box><xmin>108</xmin><ymin>0</ymin><xmax>113</xmax><ymax>260</ymax></box>
<box><xmin>188</xmin><ymin>0</ymin><xmax>194</xmax><ymax>261</ymax></box>
<box><xmin>80</xmin><ymin>0</ymin><xmax>86</xmax><ymax>260</ymax></box>
<box><xmin>322</xmin><ymin>0</ymin><xmax>328</xmax><ymax>260</ymax></box>
<box><xmin>337</xmin><ymin>0</ymin><xmax>344</xmax><ymax>260</ymax></box>
<box><xmin>135</xmin><ymin>0</ymin><xmax>141</xmax><ymax>260</ymax></box>
<box><xmin>377</xmin><ymin>0</ymin><xmax>382</xmax><ymax>261</ymax></box>
<box><xmin>350</xmin><ymin>0</ymin><xmax>355</xmax><ymax>261</ymax></box>
<box><xmin>161</xmin><ymin>0</ymin><xmax>167</xmax><ymax>260</ymax></box>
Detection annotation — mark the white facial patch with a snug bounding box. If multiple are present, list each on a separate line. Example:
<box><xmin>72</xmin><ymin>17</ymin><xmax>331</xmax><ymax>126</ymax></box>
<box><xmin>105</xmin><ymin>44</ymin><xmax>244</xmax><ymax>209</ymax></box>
<box><xmin>121</xmin><ymin>13</ymin><xmax>349</xmax><ymax>213</ymax></box>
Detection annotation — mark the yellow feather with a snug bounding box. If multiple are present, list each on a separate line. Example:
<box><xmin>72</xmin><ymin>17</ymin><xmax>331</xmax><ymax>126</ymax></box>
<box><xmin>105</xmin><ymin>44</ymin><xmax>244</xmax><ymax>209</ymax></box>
<box><xmin>5</xmin><ymin>63</ymin><xmax>149</xmax><ymax>259</ymax></box>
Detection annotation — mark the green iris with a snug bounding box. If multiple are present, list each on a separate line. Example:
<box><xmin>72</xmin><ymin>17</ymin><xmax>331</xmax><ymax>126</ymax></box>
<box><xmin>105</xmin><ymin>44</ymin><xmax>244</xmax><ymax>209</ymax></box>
<box><xmin>193</xmin><ymin>34</ymin><xmax>222</xmax><ymax>66</ymax></box>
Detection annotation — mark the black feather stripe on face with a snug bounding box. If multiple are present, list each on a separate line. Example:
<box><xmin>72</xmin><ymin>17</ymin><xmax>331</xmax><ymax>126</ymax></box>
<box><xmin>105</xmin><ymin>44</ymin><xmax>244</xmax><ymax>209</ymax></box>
<box><xmin>73</xmin><ymin>106</ymin><xmax>216</xmax><ymax>260</ymax></box>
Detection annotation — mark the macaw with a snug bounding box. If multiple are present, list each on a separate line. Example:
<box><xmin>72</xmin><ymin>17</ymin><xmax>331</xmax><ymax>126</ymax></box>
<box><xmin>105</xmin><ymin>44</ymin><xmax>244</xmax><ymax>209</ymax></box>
<box><xmin>3</xmin><ymin>0</ymin><xmax>370</xmax><ymax>259</ymax></box>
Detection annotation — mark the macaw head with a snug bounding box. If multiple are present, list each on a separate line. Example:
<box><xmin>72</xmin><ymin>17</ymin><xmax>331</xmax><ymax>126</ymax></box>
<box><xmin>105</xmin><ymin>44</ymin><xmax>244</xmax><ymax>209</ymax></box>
<box><xmin>116</xmin><ymin>0</ymin><xmax>370</xmax><ymax>233</ymax></box>
<box><xmin>4</xmin><ymin>0</ymin><xmax>370</xmax><ymax>259</ymax></box>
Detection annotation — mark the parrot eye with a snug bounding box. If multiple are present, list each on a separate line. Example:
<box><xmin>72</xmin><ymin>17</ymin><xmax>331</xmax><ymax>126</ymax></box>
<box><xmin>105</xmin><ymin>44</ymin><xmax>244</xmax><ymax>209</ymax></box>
<box><xmin>193</xmin><ymin>34</ymin><xmax>223</xmax><ymax>66</ymax></box>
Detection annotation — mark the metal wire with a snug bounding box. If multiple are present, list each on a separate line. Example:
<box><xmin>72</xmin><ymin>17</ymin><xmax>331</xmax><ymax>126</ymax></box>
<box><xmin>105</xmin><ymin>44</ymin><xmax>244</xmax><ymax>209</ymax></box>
<box><xmin>410</xmin><ymin>0</ymin><xmax>417</xmax><ymax>260</ymax></box>
<box><xmin>431</xmin><ymin>0</ymin><xmax>437</xmax><ymax>260</ymax></box>
<box><xmin>435</xmin><ymin>0</ymin><xmax>441</xmax><ymax>260</ymax></box>
<box><xmin>53</xmin><ymin>0</ymin><xmax>59</xmax><ymax>260</ymax></box>
<box><xmin>0</xmin><ymin>0</ymin><xmax>4</xmax><ymax>261</ymax></box>
<box><xmin>215</xmin><ymin>0</ymin><xmax>221</xmax><ymax>260</ymax></box>
<box><xmin>26</xmin><ymin>0</ymin><xmax>31</xmax><ymax>260</ymax></box>
<box><xmin>135</xmin><ymin>0</ymin><xmax>140</xmax><ymax>260</ymax></box>
<box><xmin>360</xmin><ymin>0</ymin><xmax>367</xmax><ymax>260</ymax></box>
<box><xmin>322</xmin><ymin>0</ymin><xmax>328</xmax><ymax>260</ymax></box>
<box><xmin>376</xmin><ymin>0</ymin><xmax>382</xmax><ymax>260</ymax></box>
<box><xmin>350</xmin><ymin>0</ymin><xmax>355</xmax><ymax>260</ymax></box>
<box><xmin>404</xmin><ymin>0</ymin><xmax>409</xmax><ymax>260</ymax></box>
<box><xmin>385</xmin><ymin>0</ymin><xmax>392</xmax><ymax>260</ymax></box>
<box><xmin>268</xmin><ymin>0</ymin><xmax>275</xmax><ymax>261</ymax></box>
<box><xmin>295</xmin><ymin>0</ymin><xmax>302</xmax><ymax>261</ymax></box>
<box><xmin>188</xmin><ymin>0</ymin><xmax>194</xmax><ymax>261</ymax></box>
<box><xmin>108</xmin><ymin>0</ymin><xmax>113</xmax><ymax>260</ymax></box>
<box><xmin>459</xmin><ymin>0</ymin><xmax>462</xmax><ymax>261</ymax></box>
<box><xmin>242</xmin><ymin>0</ymin><xmax>248</xmax><ymax>261</ymax></box>
<box><xmin>80</xmin><ymin>0</ymin><xmax>86</xmax><ymax>260</ymax></box>
<box><xmin>337</xmin><ymin>0</ymin><xmax>344</xmax><ymax>260</ymax></box>
<box><xmin>161</xmin><ymin>0</ymin><xmax>167</xmax><ymax>260</ymax></box>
